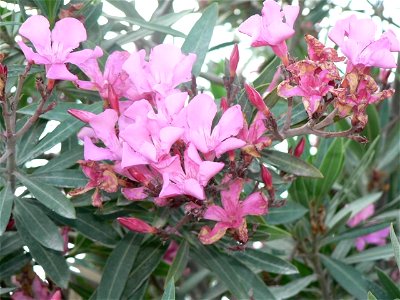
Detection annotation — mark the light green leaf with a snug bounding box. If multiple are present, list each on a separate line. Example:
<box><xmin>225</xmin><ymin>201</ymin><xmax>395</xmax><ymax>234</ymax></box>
<box><xmin>0</xmin><ymin>287</ymin><xmax>16</xmax><ymax>295</ymax></box>
<box><xmin>15</xmin><ymin>214</ymin><xmax>70</xmax><ymax>288</ymax></box>
<box><xmin>165</xmin><ymin>241</ymin><xmax>189</xmax><ymax>285</ymax></box>
<box><xmin>181</xmin><ymin>3</ymin><xmax>218</xmax><ymax>76</ymax></box>
<box><xmin>162</xmin><ymin>279</ymin><xmax>175</xmax><ymax>300</ymax></box>
<box><xmin>0</xmin><ymin>184</ymin><xmax>14</xmax><ymax>235</ymax></box>
<box><xmin>266</xmin><ymin>201</ymin><xmax>308</xmax><ymax>225</ymax></box>
<box><xmin>14</xmin><ymin>199</ymin><xmax>64</xmax><ymax>251</ymax></box>
<box><xmin>34</xmin><ymin>146</ymin><xmax>83</xmax><ymax>174</ymax></box>
<box><xmin>231</xmin><ymin>248</ymin><xmax>298</xmax><ymax>275</ymax></box>
<box><xmin>390</xmin><ymin>223</ymin><xmax>400</xmax><ymax>269</ymax></box>
<box><xmin>97</xmin><ymin>233</ymin><xmax>143</xmax><ymax>300</ymax></box>
<box><xmin>344</xmin><ymin>245</ymin><xmax>393</xmax><ymax>264</ymax></box>
<box><xmin>262</xmin><ymin>150</ymin><xmax>323</xmax><ymax>178</ymax></box>
<box><xmin>14</xmin><ymin>171</ymin><xmax>76</xmax><ymax>219</ymax></box>
<box><xmin>270</xmin><ymin>274</ymin><xmax>316</xmax><ymax>300</ymax></box>
<box><xmin>367</xmin><ymin>291</ymin><xmax>377</xmax><ymax>300</ymax></box>
<box><xmin>31</xmin><ymin>170</ymin><xmax>88</xmax><ymax>188</ymax></box>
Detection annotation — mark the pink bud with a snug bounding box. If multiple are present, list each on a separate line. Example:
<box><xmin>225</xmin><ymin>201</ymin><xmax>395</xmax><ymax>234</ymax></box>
<box><xmin>117</xmin><ymin>217</ymin><xmax>157</xmax><ymax>234</ymax></box>
<box><xmin>50</xmin><ymin>290</ymin><xmax>62</xmax><ymax>300</ymax></box>
<box><xmin>261</xmin><ymin>165</ymin><xmax>273</xmax><ymax>189</ymax></box>
<box><xmin>294</xmin><ymin>137</ymin><xmax>305</xmax><ymax>157</ymax></box>
<box><xmin>220</xmin><ymin>97</ymin><xmax>228</xmax><ymax>112</ymax></box>
<box><xmin>229</xmin><ymin>44</ymin><xmax>239</xmax><ymax>77</ymax></box>
<box><xmin>68</xmin><ymin>109</ymin><xmax>96</xmax><ymax>123</ymax></box>
<box><xmin>244</xmin><ymin>84</ymin><xmax>271</xmax><ymax>117</ymax></box>
<box><xmin>107</xmin><ymin>84</ymin><xmax>120</xmax><ymax>115</ymax></box>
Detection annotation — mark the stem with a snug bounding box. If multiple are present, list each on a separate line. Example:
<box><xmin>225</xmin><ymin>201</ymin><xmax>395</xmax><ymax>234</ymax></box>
<box><xmin>311</xmin><ymin>237</ymin><xmax>332</xmax><ymax>300</ymax></box>
<box><xmin>314</xmin><ymin>108</ymin><xmax>338</xmax><ymax>130</ymax></box>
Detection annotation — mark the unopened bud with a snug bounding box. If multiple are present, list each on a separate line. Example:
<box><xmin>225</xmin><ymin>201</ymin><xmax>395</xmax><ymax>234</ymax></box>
<box><xmin>0</xmin><ymin>64</ymin><xmax>7</xmax><ymax>99</ymax></box>
<box><xmin>294</xmin><ymin>137</ymin><xmax>305</xmax><ymax>157</ymax></box>
<box><xmin>68</xmin><ymin>109</ymin><xmax>96</xmax><ymax>123</ymax></box>
<box><xmin>261</xmin><ymin>165</ymin><xmax>273</xmax><ymax>190</ymax></box>
<box><xmin>117</xmin><ymin>217</ymin><xmax>157</xmax><ymax>234</ymax></box>
<box><xmin>220</xmin><ymin>97</ymin><xmax>229</xmax><ymax>112</ymax></box>
<box><xmin>229</xmin><ymin>44</ymin><xmax>239</xmax><ymax>77</ymax></box>
<box><xmin>244</xmin><ymin>84</ymin><xmax>271</xmax><ymax>117</ymax></box>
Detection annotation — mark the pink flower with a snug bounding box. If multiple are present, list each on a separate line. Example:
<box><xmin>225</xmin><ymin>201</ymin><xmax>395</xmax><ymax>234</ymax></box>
<box><xmin>117</xmin><ymin>217</ymin><xmax>157</xmax><ymax>234</ymax></box>
<box><xmin>329</xmin><ymin>15</ymin><xmax>400</xmax><ymax>70</ymax></box>
<box><xmin>123</xmin><ymin>44</ymin><xmax>196</xmax><ymax>96</ymax></box>
<box><xmin>229</xmin><ymin>44</ymin><xmax>239</xmax><ymax>77</ymax></box>
<box><xmin>239</xmin><ymin>112</ymin><xmax>271</xmax><ymax>157</ymax></box>
<box><xmin>156</xmin><ymin>144</ymin><xmax>224</xmax><ymax>200</ymax></box>
<box><xmin>12</xmin><ymin>275</ymin><xmax>61</xmax><ymax>300</ymax></box>
<box><xmin>238</xmin><ymin>0</ymin><xmax>299</xmax><ymax>62</ymax></box>
<box><xmin>18</xmin><ymin>15</ymin><xmax>102</xmax><ymax>80</ymax></box>
<box><xmin>199</xmin><ymin>179</ymin><xmax>268</xmax><ymax>244</ymax></box>
<box><xmin>186</xmin><ymin>94</ymin><xmax>245</xmax><ymax>159</ymax></box>
<box><xmin>347</xmin><ymin>204</ymin><xmax>390</xmax><ymax>251</ymax></box>
<box><xmin>76</xmin><ymin>51</ymin><xmax>135</xmax><ymax>111</ymax></box>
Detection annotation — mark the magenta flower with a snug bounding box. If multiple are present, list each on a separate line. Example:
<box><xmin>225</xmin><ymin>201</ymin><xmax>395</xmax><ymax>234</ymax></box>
<box><xmin>123</xmin><ymin>44</ymin><xmax>196</xmax><ymax>96</ymax></box>
<box><xmin>18</xmin><ymin>15</ymin><xmax>102</xmax><ymax>80</ymax></box>
<box><xmin>12</xmin><ymin>275</ymin><xmax>61</xmax><ymax>300</ymax></box>
<box><xmin>239</xmin><ymin>112</ymin><xmax>271</xmax><ymax>157</ymax></box>
<box><xmin>199</xmin><ymin>179</ymin><xmax>268</xmax><ymax>244</ymax></box>
<box><xmin>186</xmin><ymin>94</ymin><xmax>245</xmax><ymax>159</ymax></box>
<box><xmin>329</xmin><ymin>15</ymin><xmax>400</xmax><ymax>70</ymax></box>
<box><xmin>76</xmin><ymin>51</ymin><xmax>135</xmax><ymax>111</ymax></box>
<box><xmin>347</xmin><ymin>204</ymin><xmax>390</xmax><ymax>251</ymax></box>
<box><xmin>238</xmin><ymin>0</ymin><xmax>299</xmax><ymax>63</ymax></box>
<box><xmin>156</xmin><ymin>144</ymin><xmax>224</xmax><ymax>200</ymax></box>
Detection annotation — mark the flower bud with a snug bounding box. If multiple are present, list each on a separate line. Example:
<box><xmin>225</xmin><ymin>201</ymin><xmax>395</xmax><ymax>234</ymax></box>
<box><xmin>117</xmin><ymin>217</ymin><xmax>157</xmax><ymax>234</ymax></box>
<box><xmin>294</xmin><ymin>137</ymin><xmax>305</xmax><ymax>157</ymax></box>
<box><xmin>220</xmin><ymin>97</ymin><xmax>229</xmax><ymax>112</ymax></box>
<box><xmin>261</xmin><ymin>165</ymin><xmax>273</xmax><ymax>190</ymax></box>
<box><xmin>68</xmin><ymin>109</ymin><xmax>96</xmax><ymax>123</ymax></box>
<box><xmin>229</xmin><ymin>44</ymin><xmax>239</xmax><ymax>77</ymax></box>
<box><xmin>244</xmin><ymin>84</ymin><xmax>271</xmax><ymax>117</ymax></box>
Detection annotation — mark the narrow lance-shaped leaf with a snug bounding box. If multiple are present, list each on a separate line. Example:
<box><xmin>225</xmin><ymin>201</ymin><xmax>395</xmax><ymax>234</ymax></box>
<box><xmin>162</xmin><ymin>279</ymin><xmax>175</xmax><ymax>300</ymax></box>
<box><xmin>14</xmin><ymin>214</ymin><xmax>70</xmax><ymax>288</ymax></box>
<box><xmin>165</xmin><ymin>241</ymin><xmax>190</xmax><ymax>285</ymax></box>
<box><xmin>181</xmin><ymin>3</ymin><xmax>218</xmax><ymax>76</ymax></box>
<box><xmin>97</xmin><ymin>233</ymin><xmax>143</xmax><ymax>300</ymax></box>
<box><xmin>0</xmin><ymin>184</ymin><xmax>13</xmax><ymax>235</ymax></box>
<box><xmin>14</xmin><ymin>171</ymin><xmax>76</xmax><ymax>219</ymax></box>
<box><xmin>262</xmin><ymin>149</ymin><xmax>323</xmax><ymax>178</ymax></box>
<box><xmin>14</xmin><ymin>199</ymin><xmax>64</xmax><ymax>251</ymax></box>
<box><xmin>390</xmin><ymin>223</ymin><xmax>400</xmax><ymax>269</ymax></box>
<box><xmin>376</xmin><ymin>267</ymin><xmax>400</xmax><ymax>299</ymax></box>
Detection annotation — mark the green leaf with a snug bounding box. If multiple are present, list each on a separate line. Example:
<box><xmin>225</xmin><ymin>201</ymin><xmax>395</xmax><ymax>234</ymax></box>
<box><xmin>0</xmin><ymin>252</ymin><xmax>31</xmax><ymax>280</ymax></box>
<box><xmin>0</xmin><ymin>232</ymin><xmax>23</xmax><ymax>256</ymax></box>
<box><xmin>125</xmin><ymin>17</ymin><xmax>185</xmax><ymax>38</ymax></box>
<box><xmin>390</xmin><ymin>223</ymin><xmax>400</xmax><ymax>269</ymax></box>
<box><xmin>16</xmin><ymin>120</ymin><xmax>46</xmax><ymax>165</ymax></box>
<box><xmin>0</xmin><ymin>287</ymin><xmax>16</xmax><ymax>295</ymax></box>
<box><xmin>266</xmin><ymin>201</ymin><xmax>308</xmax><ymax>225</ymax></box>
<box><xmin>14</xmin><ymin>198</ymin><xmax>64</xmax><ymax>251</ymax></box>
<box><xmin>52</xmin><ymin>210</ymin><xmax>119</xmax><ymax>246</ymax></box>
<box><xmin>15</xmin><ymin>214</ymin><xmax>70</xmax><ymax>288</ymax></box>
<box><xmin>344</xmin><ymin>245</ymin><xmax>393</xmax><ymax>264</ymax></box>
<box><xmin>192</xmin><ymin>244</ymin><xmax>276</xmax><ymax>300</ymax></box>
<box><xmin>0</xmin><ymin>184</ymin><xmax>14</xmax><ymax>235</ymax></box>
<box><xmin>34</xmin><ymin>146</ymin><xmax>83</xmax><ymax>174</ymax></box>
<box><xmin>252</xmin><ymin>223</ymin><xmax>291</xmax><ymax>240</ymax></box>
<box><xmin>270</xmin><ymin>274</ymin><xmax>316</xmax><ymax>300</ymax></box>
<box><xmin>123</xmin><ymin>239</ymin><xmax>168</xmax><ymax>298</ymax></box>
<box><xmin>310</xmin><ymin>138</ymin><xmax>345</xmax><ymax>202</ymax></box>
<box><xmin>376</xmin><ymin>267</ymin><xmax>400</xmax><ymax>299</ymax></box>
<box><xmin>231</xmin><ymin>249</ymin><xmax>298</xmax><ymax>275</ymax></box>
<box><xmin>262</xmin><ymin>150</ymin><xmax>323</xmax><ymax>178</ymax></box>
<box><xmin>367</xmin><ymin>291</ymin><xmax>377</xmax><ymax>300</ymax></box>
<box><xmin>289</xmin><ymin>177</ymin><xmax>310</xmax><ymax>207</ymax></box>
<box><xmin>30</xmin><ymin>170</ymin><xmax>88</xmax><ymax>188</ymax></box>
<box><xmin>321</xmin><ymin>255</ymin><xmax>368</xmax><ymax>299</ymax></box>
<box><xmin>327</xmin><ymin>193</ymin><xmax>382</xmax><ymax>228</ymax></box>
<box><xmin>181</xmin><ymin>3</ymin><xmax>218</xmax><ymax>76</ymax></box>
<box><xmin>14</xmin><ymin>171</ymin><xmax>76</xmax><ymax>219</ymax></box>
<box><xmin>97</xmin><ymin>233</ymin><xmax>143</xmax><ymax>300</ymax></box>
<box><xmin>165</xmin><ymin>241</ymin><xmax>189</xmax><ymax>285</ymax></box>
<box><xmin>162</xmin><ymin>279</ymin><xmax>175</xmax><ymax>300</ymax></box>
<box><xmin>321</xmin><ymin>222</ymin><xmax>390</xmax><ymax>246</ymax></box>
<box><xmin>253</xmin><ymin>56</ymin><xmax>280</xmax><ymax>93</ymax></box>
<box><xmin>23</xmin><ymin>102</ymin><xmax>102</xmax><ymax>164</ymax></box>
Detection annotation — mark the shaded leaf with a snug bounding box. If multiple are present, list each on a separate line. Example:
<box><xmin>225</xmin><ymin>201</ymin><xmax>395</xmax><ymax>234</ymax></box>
<box><xmin>270</xmin><ymin>274</ymin><xmax>316</xmax><ymax>300</ymax></box>
<box><xmin>162</xmin><ymin>279</ymin><xmax>175</xmax><ymax>300</ymax></box>
<box><xmin>34</xmin><ymin>146</ymin><xmax>83</xmax><ymax>174</ymax></box>
<box><xmin>390</xmin><ymin>223</ymin><xmax>400</xmax><ymax>269</ymax></box>
<box><xmin>266</xmin><ymin>201</ymin><xmax>307</xmax><ymax>225</ymax></box>
<box><xmin>0</xmin><ymin>232</ymin><xmax>24</xmax><ymax>256</ymax></box>
<box><xmin>376</xmin><ymin>267</ymin><xmax>400</xmax><ymax>299</ymax></box>
<box><xmin>165</xmin><ymin>241</ymin><xmax>189</xmax><ymax>285</ymax></box>
<box><xmin>0</xmin><ymin>184</ymin><xmax>13</xmax><ymax>235</ymax></box>
<box><xmin>30</xmin><ymin>170</ymin><xmax>88</xmax><ymax>188</ymax></box>
<box><xmin>0</xmin><ymin>252</ymin><xmax>31</xmax><ymax>280</ymax></box>
<box><xmin>344</xmin><ymin>245</ymin><xmax>393</xmax><ymax>264</ymax></box>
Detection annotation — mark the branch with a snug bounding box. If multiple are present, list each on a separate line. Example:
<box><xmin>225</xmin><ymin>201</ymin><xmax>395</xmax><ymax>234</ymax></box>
<box><xmin>0</xmin><ymin>149</ymin><xmax>11</xmax><ymax>164</ymax></box>
<box><xmin>313</xmin><ymin>108</ymin><xmax>338</xmax><ymax>130</ymax></box>
<box><xmin>200</xmin><ymin>72</ymin><xmax>224</xmax><ymax>85</ymax></box>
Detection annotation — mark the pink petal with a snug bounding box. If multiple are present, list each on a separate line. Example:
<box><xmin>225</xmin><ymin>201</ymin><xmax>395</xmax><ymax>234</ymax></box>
<box><xmin>18</xmin><ymin>41</ymin><xmax>49</xmax><ymax>64</ymax></box>
<box><xmin>238</xmin><ymin>15</ymin><xmax>265</xmax><ymax>47</ymax></box>
<box><xmin>159</xmin><ymin>173</ymin><xmax>183</xmax><ymax>198</ymax></box>
<box><xmin>347</xmin><ymin>204</ymin><xmax>375</xmax><ymax>227</ymax></box>
<box><xmin>83</xmin><ymin>136</ymin><xmax>116</xmax><ymax>161</ymax></box>
<box><xmin>198</xmin><ymin>161</ymin><xmax>224</xmax><ymax>186</ymax></box>
<box><xmin>214</xmin><ymin>137</ymin><xmax>246</xmax><ymax>158</ymax></box>
<box><xmin>117</xmin><ymin>217</ymin><xmax>156</xmax><ymax>234</ymax></box>
<box><xmin>382</xmin><ymin>29</ymin><xmax>400</xmax><ymax>51</ymax></box>
<box><xmin>282</xmin><ymin>4</ymin><xmax>300</xmax><ymax>28</ymax></box>
<box><xmin>159</xmin><ymin>126</ymin><xmax>184</xmax><ymax>153</ymax></box>
<box><xmin>89</xmin><ymin>109</ymin><xmax>120</xmax><ymax>155</ymax></box>
<box><xmin>213</xmin><ymin>104</ymin><xmax>244</xmax><ymax>141</ymax></box>
<box><xmin>183</xmin><ymin>178</ymin><xmax>205</xmax><ymax>200</ymax></box>
<box><xmin>122</xmin><ymin>187</ymin><xmax>148</xmax><ymax>201</ymax></box>
<box><xmin>198</xmin><ymin>223</ymin><xmax>229</xmax><ymax>244</ymax></box>
<box><xmin>204</xmin><ymin>205</ymin><xmax>228</xmax><ymax>222</ymax></box>
<box><xmin>221</xmin><ymin>179</ymin><xmax>243</xmax><ymax>214</ymax></box>
<box><xmin>361</xmin><ymin>38</ymin><xmax>397</xmax><ymax>68</ymax></box>
<box><xmin>52</xmin><ymin>17</ymin><xmax>87</xmax><ymax>50</ymax></box>
<box><xmin>19</xmin><ymin>15</ymin><xmax>51</xmax><ymax>52</ymax></box>
<box><xmin>121</xmin><ymin>143</ymin><xmax>148</xmax><ymax>168</ymax></box>
<box><xmin>46</xmin><ymin>63</ymin><xmax>77</xmax><ymax>81</ymax></box>
<box><xmin>241</xmin><ymin>191</ymin><xmax>268</xmax><ymax>216</ymax></box>
<box><xmin>277</xmin><ymin>80</ymin><xmax>306</xmax><ymax>98</ymax></box>
<box><xmin>164</xmin><ymin>92</ymin><xmax>187</xmax><ymax>117</ymax></box>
